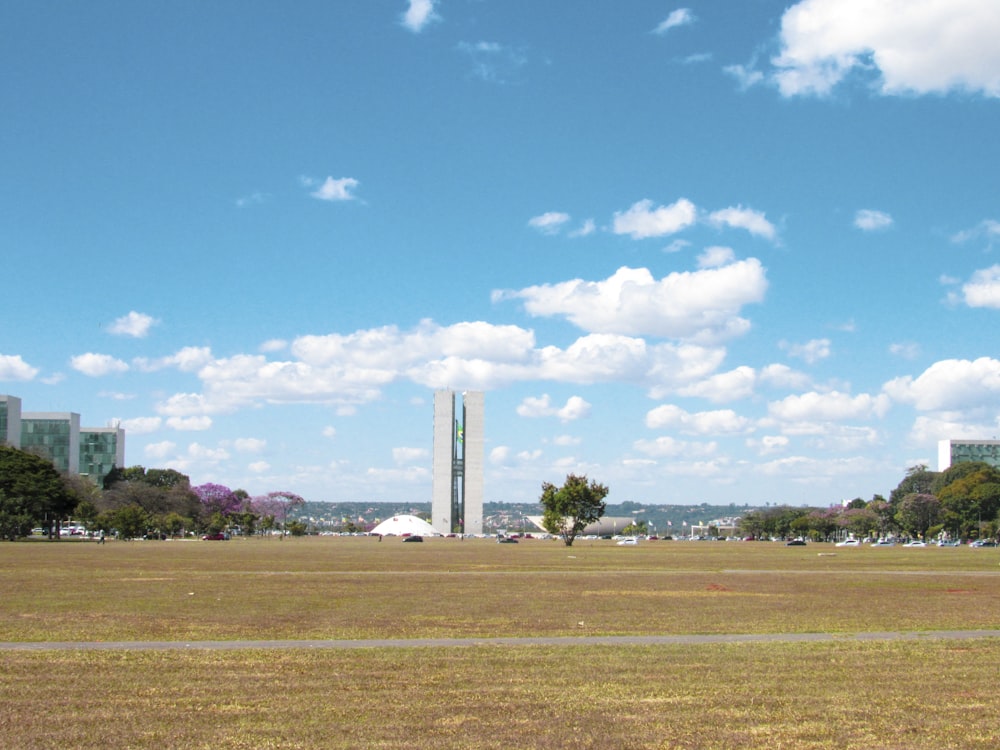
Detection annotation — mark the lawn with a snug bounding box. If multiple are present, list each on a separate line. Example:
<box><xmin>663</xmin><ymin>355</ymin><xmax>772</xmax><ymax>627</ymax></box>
<box><xmin>2</xmin><ymin>536</ymin><xmax>998</xmax><ymax>748</ymax></box>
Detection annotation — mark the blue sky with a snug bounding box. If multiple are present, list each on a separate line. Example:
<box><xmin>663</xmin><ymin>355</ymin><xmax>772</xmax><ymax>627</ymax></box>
<box><xmin>3</xmin><ymin>0</ymin><xmax>1000</xmax><ymax>507</ymax></box>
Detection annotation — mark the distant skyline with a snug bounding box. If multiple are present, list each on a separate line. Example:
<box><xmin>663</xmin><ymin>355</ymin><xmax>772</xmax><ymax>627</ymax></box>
<box><xmin>3</xmin><ymin>1</ymin><xmax>1000</xmax><ymax>506</ymax></box>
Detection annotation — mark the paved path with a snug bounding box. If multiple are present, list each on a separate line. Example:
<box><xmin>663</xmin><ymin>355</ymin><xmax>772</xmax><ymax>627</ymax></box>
<box><xmin>2</xmin><ymin>630</ymin><xmax>998</xmax><ymax>651</ymax></box>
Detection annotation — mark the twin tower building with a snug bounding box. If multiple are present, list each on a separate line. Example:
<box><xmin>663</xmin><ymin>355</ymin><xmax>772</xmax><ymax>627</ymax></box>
<box><xmin>432</xmin><ymin>390</ymin><xmax>484</xmax><ymax>536</ymax></box>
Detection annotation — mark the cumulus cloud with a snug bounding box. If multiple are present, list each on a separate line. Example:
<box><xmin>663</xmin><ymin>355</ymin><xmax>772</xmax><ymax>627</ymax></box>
<box><xmin>645</xmin><ymin>404</ymin><xmax>753</xmax><ymax>435</ymax></box>
<box><xmin>854</xmin><ymin>209</ymin><xmax>894</xmax><ymax>231</ymax></box>
<box><xmin>499</xmin><ymin>261</ymin><xmax>767</xmax><ymax>340</ymax></box>
<box><xmin>233</xmin><ymin>438</ymin><xmax>266</xmax><ymax>453</ymax></box>
<box><xmin>769</xmin><ymin>391</ymin><xmax>891</xmax><ymax>422</ymax></box>
<box><xmin>884</xmin><ymin>357</ymin><xmax>1000</xmax><ymax>411</ymax></box>
<box><xmin>144</xmin><ymin>440</ymin><xmax>176</xmax><ymax>459</ymax></box>
<box><xmin>772</xmin><ymin>0</ymin><xmax>1000</xmax><ymax>97</ymax></box>
<box><xmin>528</xmin><ymin>212</ymin><xmax>571</xmax><ymax>234</ymax></box>
<box><xmin>653</xmin><ymin>8</ymin><xmax>695</xmax><ymax>35</ymax></box>
<box><xmin>780</xmin><ymin>338</ymin><xmax>831</xmax><ymax>364</ymax></box>
<box><xmin>118</xmin><ymin>416</ymin><xmax>162</xmax><ymax>435</ymax></box>
<box><xmin>134</xmin><ymin>346</ymin><xmax>213</xmax><ymax>373</ymax></box>
<box><xmin>393</xmin><ymin>447</ymin><xmax>429</xmax><ymax>464</ymax></box>
<box><xmin>305</xmin><ymin>176</ymin><xmax>360</xmax><ymax>202</ymax></box>
<box><xmin>633</xmin><ymin>436</ymin><xmax>717</xmax><ymax>458</ymax></box>
<box><xmin>517</xmin><ymin>394</ymin><xmax>592</xmax><ymax>422</ymax></box>
<box><xmin>675</xmin><ymin>365</ymin><xmax>757</xmax><ymax>403</ymax></box>
<box><xmin>708</xmin><ymin>206</ymin><xmax>777</xmax><ymax>240</ymax></box>
<box><xmin>167</xmin><ymin>416</ymin><xmax>213</xmax><ymax>431</ymax></box>
<box><xmin>961</xmin><ymin>265</ymin><xmax>1000</xmax><ymax>308</ymax></box>
<box><xmin>612</xmin><ymin>198</ymin><xmax>697</xmax><ymax>239</ymax></box>
<box><xmin>108</xmin><ymin>311</ymin><xmax>158</xmax><ymax>338</ymax></box>
<box><xmin>401</xmin><ymin>0</ymin><xmax>439</xmax><ymax>32</ymax></box>
<box><xmin>70</xmin><ymin>353</ymin><xmax>129</xmax><ymax>377</ymax></box>
<box><xmin>0</xmin><ymin>354</ymin><xmax>39</xmax><ymax>381</ymax></box>
<box><xmin>698</xmin><ymin>246</ymin><xmax>736</xmax><ymax>268</ymax></box>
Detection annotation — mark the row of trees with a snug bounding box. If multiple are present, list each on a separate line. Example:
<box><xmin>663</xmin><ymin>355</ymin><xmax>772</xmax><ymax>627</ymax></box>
<box><xmin>0</xmin><ymin>444</ymin><xmax>306</xmax><ymax>540</ymax></box>
<box><xmin>738</xmin><ymin>462</ymin><xmax>1000</xmax><ymax>542</ymax></box>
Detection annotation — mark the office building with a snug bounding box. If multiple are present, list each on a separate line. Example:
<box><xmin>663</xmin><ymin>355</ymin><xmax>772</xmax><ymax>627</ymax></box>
<box><xmin>0</xmin><ymin>394</ymin><xmax>21</xmax><ymax>447</ymax></box>
<box><xmin>938</xmin><ymin>439</ymin><xmax>1000</xmax><ymax>471</ymax></box>
<box><xmin>431</xmin><ymin>390</ymin><xmax>484</xmax><ymax>535</ymax></box>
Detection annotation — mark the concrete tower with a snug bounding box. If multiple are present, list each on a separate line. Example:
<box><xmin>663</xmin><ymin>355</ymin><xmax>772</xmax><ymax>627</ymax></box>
<box><xmin>432</xmin><ymin>390</ymin><xmax>484</xmax><ymax>535</ymax></box>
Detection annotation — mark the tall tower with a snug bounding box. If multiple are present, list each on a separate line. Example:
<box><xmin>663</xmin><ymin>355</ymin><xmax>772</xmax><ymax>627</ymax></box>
<box><xmin>432</xmin><ymin>390</ymin><xmax>484</xmax><ymax>535</ymax></box>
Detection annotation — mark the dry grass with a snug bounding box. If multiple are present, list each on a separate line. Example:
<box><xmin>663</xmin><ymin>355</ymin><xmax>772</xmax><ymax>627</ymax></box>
<box><xmin>2</xmin><ymin>641</ymin><xmax>999</xmax><ymax>749</ymax></box>
<box><xmin>2</xmin><ymin>537</ymin><xmax>998</xmax><ymax>641</ymax></box>
<box><xmin>2</xmin><ymin>537</ymin><xmax>999</xmax><ymax>748</ymax></box>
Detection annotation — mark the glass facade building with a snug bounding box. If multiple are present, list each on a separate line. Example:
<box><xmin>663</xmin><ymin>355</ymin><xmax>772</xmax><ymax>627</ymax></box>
<box><xmin>79</xmin><ymin>427</ymin><xmax>125</xmax><ymax>486</ymax></box>
<box><xmin>938</xmin><ymin>440</ymin><xmax>1000</xmax><ymax>471</ymax></box>
<box><xmin>21</xmin><ymin>412</ymin><xmax>81</xmax><ymax>474</ymax></box>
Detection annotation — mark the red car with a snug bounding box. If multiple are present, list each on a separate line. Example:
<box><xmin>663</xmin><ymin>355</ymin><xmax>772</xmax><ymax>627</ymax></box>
<box><xmin>201</xmin><ymin>532</ymin><xmax>227</xmax><ymax>541</ymax></box>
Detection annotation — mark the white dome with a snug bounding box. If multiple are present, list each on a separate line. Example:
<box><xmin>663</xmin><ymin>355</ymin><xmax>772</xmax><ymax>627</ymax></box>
<box><xmin>369</xmin><ymin>514</ymin><xmax>441</xmax><ymax>537</ymax></box>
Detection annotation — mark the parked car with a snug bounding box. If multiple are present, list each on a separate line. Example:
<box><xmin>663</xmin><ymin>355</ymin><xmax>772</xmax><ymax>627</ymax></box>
<box><xmin>497</xmin><ymin>537</ymin><xmax>518</xmax><ymax>544</ymax></box>
<box><xmin>786</xmin><ymin>539</ymin><xmax>807</xmax><ymax>546</ymax></box>
<box><xmin>871</xmin><ymin>539</ymin><xmax>895</xmax><ymax>547</ymax></box>
<box><xmin>402</xmin><ymin>535</ymin><xmax>423</xmax><ymax>543</ymax></box>
<box><xmin>835</xmin><ymin>539</ymin><xmax>860</xmax><ymax>547</ymax></box>
<box><xmin>902</xmin><ymin>540</ymin><xmax>926</xmax><ymax>547</ymax></box>
<box><xmin>201</xmin><ymin>532</ymin><xmax>227</xmax><ymax>541</ymax></box>
<box><xmin>617</xmin><ymin>537</ymin><xmax>639</xmax><ymax>546</ymax></box>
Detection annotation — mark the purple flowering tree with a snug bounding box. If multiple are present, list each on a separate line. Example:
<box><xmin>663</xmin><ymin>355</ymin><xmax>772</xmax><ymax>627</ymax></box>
<box><xmin>251</xmin><ymin>491</ymin><xmax>305</xmax><ymax>538</ymax></box>
<box><xmin>192</xmin><ymin>483</ymin><xmax>242</xmax><ymax>519</ymax></box>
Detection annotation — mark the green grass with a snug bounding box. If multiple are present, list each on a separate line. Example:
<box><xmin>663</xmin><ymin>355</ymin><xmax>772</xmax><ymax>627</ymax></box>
<box><xmin>2</xmin><ymin>536</ymin><xmax>999</xmax><ymax>748</ymax></box>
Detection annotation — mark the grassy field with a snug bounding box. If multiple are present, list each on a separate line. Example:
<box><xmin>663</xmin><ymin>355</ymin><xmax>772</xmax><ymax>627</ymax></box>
<box><xmin>2</xmin><ymin>536</ymin><xmax>999</xmax><ymax>748</ymax></box>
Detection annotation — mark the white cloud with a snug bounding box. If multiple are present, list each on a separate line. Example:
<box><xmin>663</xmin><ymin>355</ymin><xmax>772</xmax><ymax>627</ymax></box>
<box><xmin>502</xmin><ymin>261</ymin><xmax>767</xmax><ymax>340</ymax></box>
<box><xmin>747</xmin><ymin>435</ymin><xmax>789</xmax><ymax>455</ymax></box>
<box><xmin>260</xmin><ymin>339</ymin><xmax>287</xmax><ymax>353</ymax></box>
<box><xmin>517</xmin><ymin>394</ymin><xmax>592</xmax><ymax>422</ymax></box>
<box><xmin>645</xmin><ymin>404</ymin><xmax>753</xmax><ymax>435</ymax></box>
<box><xmin>322</xmin><ymin>426</ymin><xmax>337</xmax><ymax>438</ymax></box>
<box><xmin>889</xmin><ymin>342</ymin><xmax>921</xmax><ymax>360</ymax></box>
<box><xmin>772</xmin><ymin>0</ymin><xmax>1000</xmax><ymax>97</ymax></box>
<box><xmin>708</xmin><ymin>206</ymin><xmax>777</xmax><ymax>240</ymax></box>
<box><xmin>307</xmin><ymin>176</ymin><xmax>360</xmax><ymax>202</ymax></box>
<box><xmin>884</xmin><ymin>357</ymin><xmax>1000</xmax><ymax>411</ymax></box>
<box><xmin>653</xmin><ymin>8</ymin><xmax>695</xmax><ymax>35</ymax></box>
<box><xmin>248</xmin><ymin>461</ymin><xmax>271</xmax><ymax>473</ymax></box>
<box><xmin>633</xmin><ymin>436</ymin><xmax>717</xmax><ymax>458</ymax></box>
<box><xmin>675</xmin><ymin>366</ymin><xmax>757</xmax><ymax>403</ymax></box>
<box><xmin>457</xmin><ymin>41</ymin><xmax>527</xmax><ymax>83</ymax></box>
<box><xmin>108</xmin><ymin>311</ymin><xmax>158</xmax><ymax>338</ymax></box>
<box><xmin>961</xmin><ymin>265</ymin><xmax>1000</xmax><ymax>308</ymax></box>
<box><xmin>552</xmin><ymin>434</ymin><xmax>581</xmax><ymax>446</ymax></box>
<box><xmin>144</xmin><ymin>441</ymin><xmax>176</xmax><ymax>459</ymax></box>
<box><xmin>780</xmin><ymin>338</ymin><xmax>831</xmax><ymax>364</ymax></box>
<box><xmin>758</xmin><ymin>363</ymin><xmax>813</xmax><ymax>391</ymax></box>
<box><xmin>393</xmin><ymin>447</ymin><xmax>428</xmax><ymax>464</ymax></box>
<box><xmin>724</xmin><ymin>63</ymin><xmax>765</xmax><ymax>90</ymax></box>
<box><xmin>401</xmin><ymin>0</ymin><xmax>439</xmax><ymax>33</ymax></box>
<box><xmin>0</xmin><ymin>354</ymin><xmax>39</xmax><ymax>381</ymax></box>
<box><xmin>187</xmin><ymin>442</ymin><xmax>230</xmax><ymax>461</ymax></box>
<box><xmin>233</xmin><ymin>438</ymin><xmax>266</xmax><ymax>453</ymax></box>
<box><xmin>569</xmin><ymin>219</ymin><xmax>596</xmax><ymax>238</ymax></box>
<box><xmin>769</xmin><ymin>391</ymin><xmax>890</xmax><ymax>422</ymax></box>
<box><xmin>134</xmin><ymin>346</ymin><xmax>213</xmax><ymax>373</ymax></box>
<box><xmin>528</xmin><ymin>212</ymin><xmax>571</xmax><ymax>234</ymax></box>
<box><xmin>612</xmin><ymin>198</ymin><xmax>697</xmax><ymax>239</ymax></box>
<box><xmin>697</xmin><ymin>246</ymin><xmax>736</xmax><ymax>269</ymax></box>
<box><xmin>952</xmin><ymin>219</ymin><xmax>1000</xmax><ymax>245</ymax></box>
<box><xmin>166</xmin><ymin>416</ymin><xmax>213</xmax><ymax>431</ymax></box>
<box><xmin>70</xmin><ymin>353</ymin><xmax>129</xmax><ymax>377</ymax></box>
<box><xmin>119</xmin><ymin>416</ymin><xmax>162</xmax><ymax>435</ymax></box>
<box><xmin>854</xmin><ymin>209</ymin><xmax>894</xmax><ymax>231</ymax></box>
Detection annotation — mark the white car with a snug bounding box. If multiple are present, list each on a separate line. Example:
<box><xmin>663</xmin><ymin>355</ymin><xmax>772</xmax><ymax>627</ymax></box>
<box><xmin>616</xmin><ymin>537</ymin><xmax>639</xmax><ymax>546</ymax></box>
<box><xmin>902</xmin><ymin>540</ymin><xmax>926</xmax><ymax>547</ymax></box>
<box><xmin>835</xmin><ymin>539</ymin><xmax>860</xmax><ymax>547</ymax></box>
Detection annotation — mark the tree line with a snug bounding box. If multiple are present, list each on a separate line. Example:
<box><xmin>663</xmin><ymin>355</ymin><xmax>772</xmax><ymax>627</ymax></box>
<box><xmin>737</xmin><ymin>462</ymin><xmax>1000</xmax><ymax>542</ymax></box>
<box><xmin>0</xmin><ymin>444</ymin><xmax>305</xmax><ymax>540</ymax></box>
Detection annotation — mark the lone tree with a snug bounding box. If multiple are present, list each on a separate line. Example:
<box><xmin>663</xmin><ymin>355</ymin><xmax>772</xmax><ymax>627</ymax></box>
<box><xmin>540</xmin><ymin>474</ymin><xmax>609</xmax><ymax>547</ymax></box>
